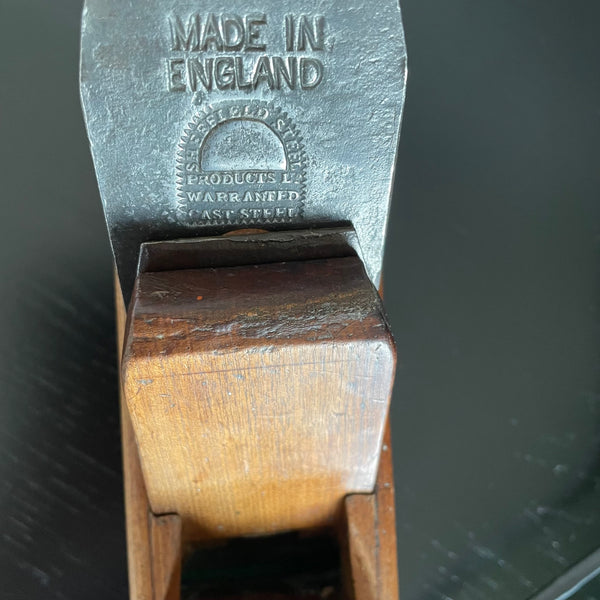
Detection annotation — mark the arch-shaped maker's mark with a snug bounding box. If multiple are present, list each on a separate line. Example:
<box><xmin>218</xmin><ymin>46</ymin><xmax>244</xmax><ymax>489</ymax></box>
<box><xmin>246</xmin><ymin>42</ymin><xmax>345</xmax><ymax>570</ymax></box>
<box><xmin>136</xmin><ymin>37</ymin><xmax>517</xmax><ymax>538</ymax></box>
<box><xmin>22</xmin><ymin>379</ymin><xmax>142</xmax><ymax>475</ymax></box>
<box><xmin>200</xmin><ymin>119</ymin><xmax>288</xmax><ymax>172</ymax></box>
<box><xmin>176</xmin><ymin>101</ymin><xmax>306</xmax><ymax>227</ymax></box>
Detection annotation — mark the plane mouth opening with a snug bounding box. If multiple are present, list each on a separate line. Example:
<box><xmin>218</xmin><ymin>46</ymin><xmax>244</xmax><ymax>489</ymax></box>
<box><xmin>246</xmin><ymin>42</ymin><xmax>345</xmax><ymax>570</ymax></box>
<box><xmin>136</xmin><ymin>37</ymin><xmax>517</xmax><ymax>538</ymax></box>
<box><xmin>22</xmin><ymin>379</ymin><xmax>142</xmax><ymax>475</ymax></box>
<box><xmin>181</xmin><ymin>530</ymin><xmax>340</xmax><ymax>599</ymax></box>
<box><xmin>200</xmin><ymin>119</ymin><xmax>288</xmax><ymax>172</ymax></box>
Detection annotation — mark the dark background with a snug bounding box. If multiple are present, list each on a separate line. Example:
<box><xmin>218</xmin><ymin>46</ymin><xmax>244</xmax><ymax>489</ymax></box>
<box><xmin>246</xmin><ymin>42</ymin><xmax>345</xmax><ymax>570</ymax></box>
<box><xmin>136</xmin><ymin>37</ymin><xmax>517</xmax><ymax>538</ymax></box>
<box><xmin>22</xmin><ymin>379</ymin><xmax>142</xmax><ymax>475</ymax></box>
<box><xmin>1</xmin><ymin>1</ymin><xmax>600</xmax><ymax>598</ymax></box>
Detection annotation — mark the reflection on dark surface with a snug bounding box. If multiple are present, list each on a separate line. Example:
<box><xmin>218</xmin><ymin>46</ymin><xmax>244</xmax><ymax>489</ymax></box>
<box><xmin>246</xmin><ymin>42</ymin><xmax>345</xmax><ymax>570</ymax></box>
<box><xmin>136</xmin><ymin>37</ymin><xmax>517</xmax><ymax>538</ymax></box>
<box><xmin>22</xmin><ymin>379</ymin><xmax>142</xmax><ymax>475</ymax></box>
<box><xmin>1</xmin><ymin>1</ymin><xmax>600</xmax><ymax>599</ymax></box>
<box><xmin>0</xmin><ymin>0</ymin><xmax>127</xmax><ymax>598</ymax></box>
<box><xmin>528</xmin><ymin>547</ymin><xmax>600</xmax><ymax>600</ymax></box>
<box><xmin>388</xmin><ymin>2</ymin><xmax>600</xmax><ymax>598</ymax></box>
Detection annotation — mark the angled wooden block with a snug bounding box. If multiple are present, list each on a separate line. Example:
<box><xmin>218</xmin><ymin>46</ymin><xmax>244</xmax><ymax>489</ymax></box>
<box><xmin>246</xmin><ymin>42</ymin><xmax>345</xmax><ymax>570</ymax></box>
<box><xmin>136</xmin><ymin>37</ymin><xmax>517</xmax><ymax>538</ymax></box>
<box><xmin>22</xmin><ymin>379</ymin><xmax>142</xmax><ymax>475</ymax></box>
<box><xmin>122</xmin><ymin>256</ymin><xmax>396</xmax><ymax>541</ymax></box>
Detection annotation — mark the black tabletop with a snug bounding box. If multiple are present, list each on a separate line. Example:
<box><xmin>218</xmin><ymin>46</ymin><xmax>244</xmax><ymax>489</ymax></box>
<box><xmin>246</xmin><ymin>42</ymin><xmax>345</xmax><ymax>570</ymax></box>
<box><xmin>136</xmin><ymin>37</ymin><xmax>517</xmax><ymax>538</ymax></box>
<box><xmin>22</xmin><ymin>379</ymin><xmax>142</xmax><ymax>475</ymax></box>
<box><xmin>1</xmin><ymin>1</ymin><xmax>600</xmax><ymax>599</ymax></box>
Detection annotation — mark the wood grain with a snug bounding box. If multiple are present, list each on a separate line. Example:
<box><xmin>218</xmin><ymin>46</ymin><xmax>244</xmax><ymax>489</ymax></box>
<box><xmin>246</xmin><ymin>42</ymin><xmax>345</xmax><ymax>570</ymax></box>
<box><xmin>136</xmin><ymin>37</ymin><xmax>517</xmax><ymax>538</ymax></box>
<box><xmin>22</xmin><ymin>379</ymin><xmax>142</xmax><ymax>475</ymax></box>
<box><xmin>342</xmin><ymin>422</ymin><xmax>399</xmax><ymax>600</ymax></box>
<box><xmin>117</xmin><ymin>277</ymin><xmax>154</xmax><ymax>600</ymax></box>
<box><xmin>122</xmin><ymin>256</ymin><xmax>396</xmax><ymax>541</ymax></box>
<box><xmin>117</xmin><ymin>242</ymin><xmax>400</xmax><ymax>598</ymax></box>
<box><xmin>150</xmin><ymin>515</ymin><xmax>182</xmax><ymax>600</ymax></box>
<box><xmin>117</xmin><ymin>277</ymin><xmax>183</xmax><ymax>600</ymax></box>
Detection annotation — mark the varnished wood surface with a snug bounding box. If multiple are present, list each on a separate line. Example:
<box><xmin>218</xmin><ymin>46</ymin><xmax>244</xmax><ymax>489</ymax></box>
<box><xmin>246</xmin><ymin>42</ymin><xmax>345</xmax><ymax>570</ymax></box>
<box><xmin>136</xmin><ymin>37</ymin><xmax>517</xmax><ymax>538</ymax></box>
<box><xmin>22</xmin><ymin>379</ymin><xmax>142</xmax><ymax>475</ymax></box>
<box><xmin>123</xmin><ymin>257</ymin><xmax>395</xmax><ymax>541</ymax></box>
<box><xmin>118</xmin><ymin>255</ymin><xmax>398</xmax><ymax>598</ymax></box>
<box><xmin>117</xmin><ymin>280</ymin><xmax>155</xmax><ymax>600</ymax></box>
<box><xmin>119</xmin><ymin>278</ymin><xmax>184</xmax><ymax>600</ymax></box>
<box><xmin>150</xmin><ymin>515</ymin><xmax>182</xmax><ymax>600</ymax></box>
<box><xmin>342</xmin><ymin>425</ymin><xmax>398</xmax><ymax>600</ymax></box>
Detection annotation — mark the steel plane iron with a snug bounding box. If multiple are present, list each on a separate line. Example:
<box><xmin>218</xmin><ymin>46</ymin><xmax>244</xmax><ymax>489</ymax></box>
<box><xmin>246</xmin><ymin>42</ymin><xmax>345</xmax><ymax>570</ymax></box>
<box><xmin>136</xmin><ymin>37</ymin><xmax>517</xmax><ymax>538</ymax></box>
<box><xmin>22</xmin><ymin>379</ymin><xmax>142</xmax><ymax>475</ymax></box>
<box><xmin>80</xmin><ymin>0</ymin><xmax>407</xmax><ymax>304</ymax></box>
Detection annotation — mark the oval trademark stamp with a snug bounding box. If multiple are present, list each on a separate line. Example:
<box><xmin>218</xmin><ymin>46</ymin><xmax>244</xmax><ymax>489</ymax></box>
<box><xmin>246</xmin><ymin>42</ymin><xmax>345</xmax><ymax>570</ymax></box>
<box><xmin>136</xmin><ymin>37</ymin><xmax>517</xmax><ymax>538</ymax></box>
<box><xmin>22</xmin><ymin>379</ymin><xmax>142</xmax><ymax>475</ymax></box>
<box><xmin>176</xmin><ymin>101</ymin><xmax>306</xmax><ymax>227</ymax></box>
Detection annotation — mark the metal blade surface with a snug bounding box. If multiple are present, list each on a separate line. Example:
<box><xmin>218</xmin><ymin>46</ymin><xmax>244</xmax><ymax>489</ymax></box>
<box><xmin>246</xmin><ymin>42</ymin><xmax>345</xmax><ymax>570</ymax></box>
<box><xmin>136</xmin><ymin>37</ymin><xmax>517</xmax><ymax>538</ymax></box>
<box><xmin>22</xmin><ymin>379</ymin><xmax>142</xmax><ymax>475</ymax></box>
<box><xmin>80</xmin><ymin>0</ymin><xmax>406</xmax><ymax>303</ymax></box>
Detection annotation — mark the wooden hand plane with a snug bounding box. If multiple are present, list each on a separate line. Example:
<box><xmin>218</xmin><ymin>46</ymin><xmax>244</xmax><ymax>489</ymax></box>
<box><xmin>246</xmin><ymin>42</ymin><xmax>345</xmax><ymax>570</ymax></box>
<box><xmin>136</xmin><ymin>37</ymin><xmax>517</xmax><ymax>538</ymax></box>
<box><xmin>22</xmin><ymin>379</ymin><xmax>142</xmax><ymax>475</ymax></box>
<box><xmin>80</xmin><ymin>1</ymin><xmax>407</xmax><ymax>598</ymax></box>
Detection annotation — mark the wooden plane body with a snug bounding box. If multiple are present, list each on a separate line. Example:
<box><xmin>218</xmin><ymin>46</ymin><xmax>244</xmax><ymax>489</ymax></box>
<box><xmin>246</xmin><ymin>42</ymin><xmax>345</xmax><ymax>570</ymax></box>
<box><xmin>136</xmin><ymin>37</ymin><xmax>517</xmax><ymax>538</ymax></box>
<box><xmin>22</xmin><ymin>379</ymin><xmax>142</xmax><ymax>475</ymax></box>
<box><xmin>116</xmin><ymin>229</ymin><xmax>399</xmax><ymax>599</ymax></box>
